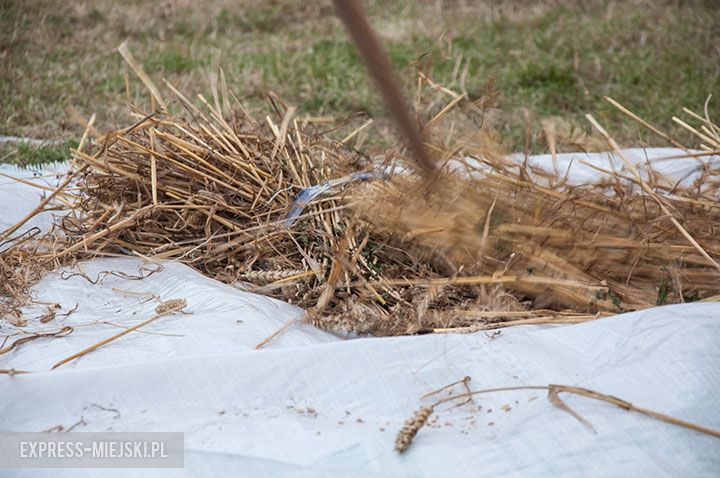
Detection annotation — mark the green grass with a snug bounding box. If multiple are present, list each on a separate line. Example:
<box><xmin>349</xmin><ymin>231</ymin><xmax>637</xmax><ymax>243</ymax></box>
<box><xmin>145</xmin><ymin>50</ymin><xmax>204</xmax><ymax>75</ymax></box>
<box><xmin>0</xmin><ymin>140</ymin><xmax>78</xmax><ymax>168</ymax></box>
<box><xmin>1</xmin><ymin>0</ymin><xmax>718</xmax><ymax>163</ymax></box>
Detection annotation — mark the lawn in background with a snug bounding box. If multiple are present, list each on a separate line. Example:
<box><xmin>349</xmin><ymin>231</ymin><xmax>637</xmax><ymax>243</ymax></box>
<box><xmin>1</xmin><ymin>0</ymin><xmax>718</xmax><ymax>164</ymax></box>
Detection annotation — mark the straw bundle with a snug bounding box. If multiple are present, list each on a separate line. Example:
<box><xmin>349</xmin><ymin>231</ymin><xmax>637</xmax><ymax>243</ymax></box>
<box><xmin>58</xmin><ymin>90</ymin><xmax>357</xmax><ymax>294</ymax></box>
<box><xmin>2</xmin><ymin>63</ymin><xmax>719</xmax><ymax>336</ymax></box>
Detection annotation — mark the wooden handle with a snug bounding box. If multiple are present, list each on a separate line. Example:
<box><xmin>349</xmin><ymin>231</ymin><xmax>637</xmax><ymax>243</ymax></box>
<box><xmin>332</xmin><ymin>0</ymin><xmax>434</xmax><ymax>174</ymax></box>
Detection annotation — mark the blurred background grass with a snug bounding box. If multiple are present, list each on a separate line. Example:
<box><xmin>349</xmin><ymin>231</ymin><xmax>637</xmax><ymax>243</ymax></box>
<box><xmin>1</xmin><ymin>0</ymin><xmax>718</xmax><ymax>165</ymax></box>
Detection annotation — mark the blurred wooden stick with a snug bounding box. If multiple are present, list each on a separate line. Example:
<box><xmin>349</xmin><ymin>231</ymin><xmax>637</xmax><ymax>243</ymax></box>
<box><xmin>332</xmin><ymin>0</ymin><xmax>434</xmax><ymax>175</ymax></box>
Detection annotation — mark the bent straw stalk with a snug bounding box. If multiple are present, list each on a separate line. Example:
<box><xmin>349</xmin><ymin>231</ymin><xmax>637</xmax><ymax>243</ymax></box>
<box><xmin>395</xmin><ymin>382</ymin><xmax>720</xmax><ymax>453</ymax></box>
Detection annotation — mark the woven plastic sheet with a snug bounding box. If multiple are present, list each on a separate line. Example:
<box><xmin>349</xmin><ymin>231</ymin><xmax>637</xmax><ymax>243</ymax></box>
<box><xmin>1</xmin><ymin>152</ymin><xmax>719</xmax><ymax>477</ymax></box>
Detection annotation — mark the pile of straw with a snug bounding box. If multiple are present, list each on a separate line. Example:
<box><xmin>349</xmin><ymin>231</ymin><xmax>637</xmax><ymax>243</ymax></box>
<box><xmin>62</xmin><ymin>87</ymin><xmax>357</xmax><ymax>294</ymax></box>
<box><xmin>2</xmin><ymin>61</ymin><xmax>719</xmax><ymax>336</ymax></box>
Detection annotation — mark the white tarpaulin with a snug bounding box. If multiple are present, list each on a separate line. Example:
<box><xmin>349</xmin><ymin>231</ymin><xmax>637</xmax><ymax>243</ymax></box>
<box><xmin>1</xmin><ymin>150</ymin><xmax>719</xmax><ymax>477</ymax></box>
